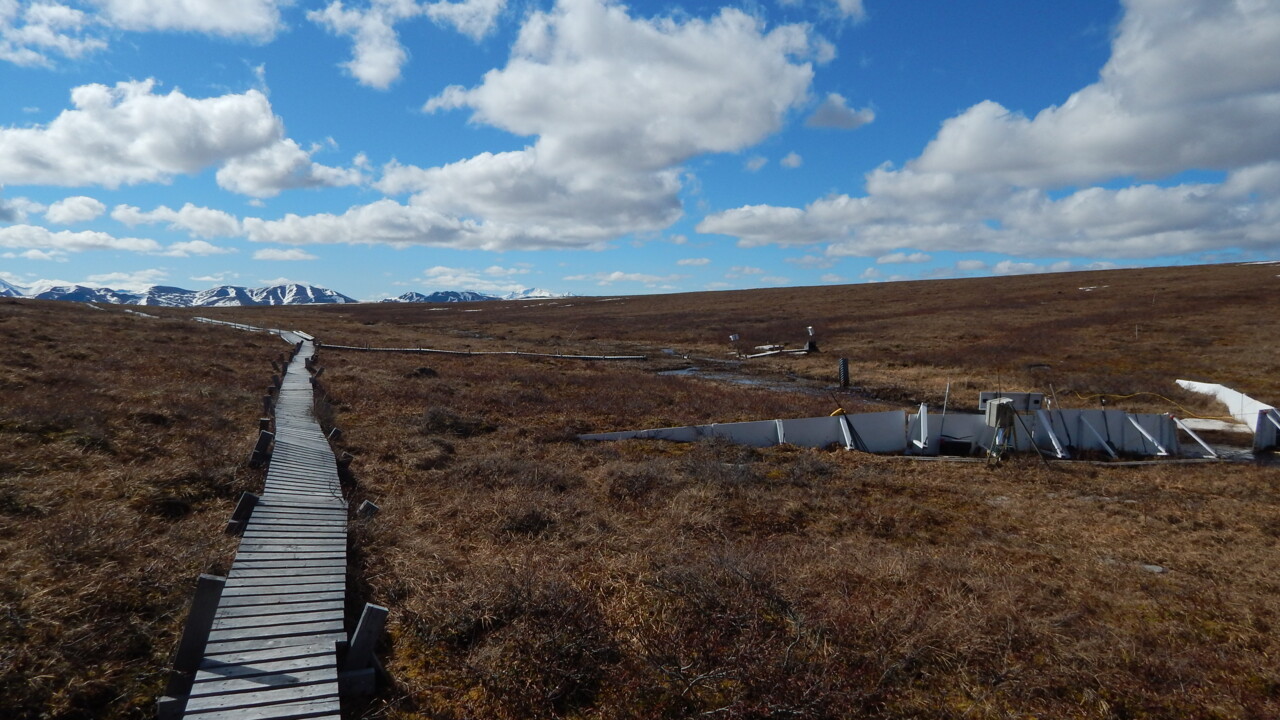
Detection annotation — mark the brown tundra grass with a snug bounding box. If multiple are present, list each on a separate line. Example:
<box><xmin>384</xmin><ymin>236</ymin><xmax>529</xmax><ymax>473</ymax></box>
<box><xmin>0</xmin><ymin>300</ymin><xmax>277</xmax><ymax>719</ymax></box>
<box><xmin>4</xmin><ymin>262</ymin><xmax>1280</xmax><ymax>719</ymax></box>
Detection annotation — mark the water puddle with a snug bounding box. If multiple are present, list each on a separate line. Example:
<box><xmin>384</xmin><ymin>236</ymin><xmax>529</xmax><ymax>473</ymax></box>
<box><xmin>657</xmin><ymin>366</ymin><xmax>824</xmax><ymax>395</ymax></box>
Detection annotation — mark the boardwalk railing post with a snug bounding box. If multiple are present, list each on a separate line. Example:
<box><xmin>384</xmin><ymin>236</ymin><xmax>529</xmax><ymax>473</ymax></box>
<box><xmin>157</xmin><ymin>574</ymin><xmax>225</xmax><ymax>720</ymax></box>
<box><xmin>340</xmin><ymin>603</ymin><xmax>388</xmax><ymax>697</ymax></box>
<box><xmin>248</xmin><ymin>430</ymin><xmax>274</xmax><ymax>468</ymax></box>
<box><xmin>262</xmin><ymin>394</ymin><xmax>274</xmax><ymax>415</ymax></box>
<box><xmin>225</xmin><ymin>491</ymin><xmax>259</xmax><ymax>534</ymax></box>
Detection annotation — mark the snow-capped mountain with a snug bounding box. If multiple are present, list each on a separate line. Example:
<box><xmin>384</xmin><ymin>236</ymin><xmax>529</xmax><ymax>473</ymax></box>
<box><xmin>28</xmin><ymin>284</ymin><xmax>140</xmax><ymax>304</ymax></box>
<box><xmin>381</xmin><ymin>288</ymin><xmax>573</xmax><ymax>303</ymax></box>
<box><xmin>137</xmin><ymin>286</ymin><xmax>200</xmax><ymax>306</ymax></box>
<box><xmin>383</xmin><ymin>290</ymin><xmax>501</xmax><ymax>303</ymax></box>
<box><xmin>0</xmin><ymin>278</ymin><xmax>27</xmax><ymax>298</ymax></box>
<box><xmin>245</xmin><ymin>284</ymin><xmax>355</xmax><ymax>306</ymax></box>
<box><xmin>9</xmin><ymin>282</ymin><xmax>356</xmax><ymax>307</ymax></box>
<box><xmin>502</xmin><ymin>288</ymin><xmax>573</xmax><ymax>300</ymax></box>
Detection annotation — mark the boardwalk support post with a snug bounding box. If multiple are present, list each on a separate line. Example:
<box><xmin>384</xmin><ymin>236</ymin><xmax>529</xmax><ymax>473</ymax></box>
<box><xmin>357</xmin><ymin>499</ymin><xmax>380</xmax><ymax>519</ymax></box>
<box><xmin>225</xmin><ymin>492</ymin><xmax>260</xmax><ymax>534</ymax></box>
<box><xmin>248</xmin><ymin>430</ymin><xmax>274</xmax><ymax>468</ymax></box>
<box><xmin>340</xmin><ymin>603</ymin><xmax>388</xmax><ymax>697</ymax></box>
<box><xmin>157</xmin><ymin>574</ymin><xmax>225</xmax><ymax>720</ymax></box>
<box><xmin>262</xmin><ymin>394</ymin><xmax>273</xmax><ymax>415</ymax></box>
<box><xmin>328</xmin><ymin>427</ymin><xmax>343</xmax><ymax>442</ymax></box>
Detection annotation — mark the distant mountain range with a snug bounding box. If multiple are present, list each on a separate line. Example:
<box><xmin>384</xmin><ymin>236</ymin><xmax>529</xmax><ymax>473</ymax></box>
<box><xmin>382</xmin><ymin>288</ymin><xmax>572</xmax><ymax>303</ymax></box>
<box><xmin>0</xmin><ymin>279</ymin><xmax>572</xmax><ymax>307</ymax></box>
<box><xmin>1</xmin><ymin>280</ymin><xmax>357</xmax><ymax>307</ymax></box>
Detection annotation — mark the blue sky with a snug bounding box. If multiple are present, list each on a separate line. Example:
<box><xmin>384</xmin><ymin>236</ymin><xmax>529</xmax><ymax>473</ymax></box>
<box><xmin>1</xmin><ymin>0</ymin><xmax>1278</xmax><ymax>300</ymax></box>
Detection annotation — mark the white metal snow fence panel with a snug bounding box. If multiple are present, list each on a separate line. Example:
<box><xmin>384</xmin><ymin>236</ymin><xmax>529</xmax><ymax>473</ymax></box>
<box><xmin>1176</xmin><ymin>380</ymin><xmax>1274</xmax><ymax>431</ymax></box>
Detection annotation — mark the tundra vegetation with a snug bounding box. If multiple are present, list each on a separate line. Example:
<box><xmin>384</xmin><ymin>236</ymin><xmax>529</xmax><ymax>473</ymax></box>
<box><xmin>2</xmin><ymin>263</ymin><xmax>1278</xmax><ymax>719</ymax></box>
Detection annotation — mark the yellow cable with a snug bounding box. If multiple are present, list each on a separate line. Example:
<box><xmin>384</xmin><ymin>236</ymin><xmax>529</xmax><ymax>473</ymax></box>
<box><xmin>1068</xmin><ymin>391</ymin><xmax>1234</xmax><ymax>421</ymax></box>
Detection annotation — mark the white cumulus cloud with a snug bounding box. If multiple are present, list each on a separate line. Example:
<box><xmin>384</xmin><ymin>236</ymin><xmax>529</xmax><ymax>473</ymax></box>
<box><xmin>112</xmin><ymin>203</ymin><xmax>243</xmax><ymax>238</ymax></box>
<box><xmin>876</xmin><ymin>251</ymin><xmax>930</xmax><ymax>264</ymax></box>
<box><xmin>0</xmin><ymin>79</ymin><xmax>363</xmax><ymax>199</ymax></box>
<box><xmin>309</xmin><ymin>0</ymin><xmax>505</xmax><ymax>89</ymax></box>
<box><xmin>276</xmin><ymin>0</ymin><xmax>819</xmax><ymax>251</ymax></box>
<box><xmin>0</xmin><ymin>195</ymin><xmax>45</xmax><ymax>223</ymax></box>
<box><xmin>0</xmin><ymin>1</ymin><xmax>105</xmax><ymax>67</ymax></box>
<box><xmin>45</xmin><ymin>195</ymin><xmax>105</xmax><ymax>224</ymax></box>
<box><xmin>254</xmin><ymin>248</ymin><xmax>318</xmax><ymax>260</ymax></box>
<box><xmin>161</xmin><ymin>240</ymin><xmax>236</xmax><ymax>257</ymax></box>
<box><xmin>91</xmin><ymin>0</ymin><xmax>287</xmax><ymax>41</ymax></box>
<box><xmin>563</xmin><ymin>270</ymin><xmax>684</xmax><ymax>287</ymax></box>
<box><xmin>0</xmin><ymin>79</ymin><xmax>280</xmax><ymax>188</ymax></box>
<box><xmin>422</xmin><ymin>264</ymin><xmax>531</xmax><ymax>293</ymax></box>
<box><xmin>216</xmin><ymin>139</ymin><xmax>365</xmax><ymax>198</ymax></box>
<box><xmin>0</xmin><ymin>224</ymin><xmax>161</xmax><ymax>253</ymax></box>
<box><xmin>86</xmin><ymin>267</ymin><xmax>167</xmax><ymax>290</ymax></box>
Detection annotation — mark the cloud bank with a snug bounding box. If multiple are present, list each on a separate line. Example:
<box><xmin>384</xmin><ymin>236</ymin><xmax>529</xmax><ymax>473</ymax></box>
<box><xmin>700</xmin><ymin>0</ymin><xmax>1280</xmax><ymax>262</ymax></box>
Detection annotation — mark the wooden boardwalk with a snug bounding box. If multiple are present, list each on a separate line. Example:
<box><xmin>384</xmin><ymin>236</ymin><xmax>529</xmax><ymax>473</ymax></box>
<box><xmin>181</xmin><ymin>338</ymin><xmax>348</xmax><ymax>719</ymax></box>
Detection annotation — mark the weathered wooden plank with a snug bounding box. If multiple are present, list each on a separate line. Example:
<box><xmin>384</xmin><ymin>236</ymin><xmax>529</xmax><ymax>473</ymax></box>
<box><xmin>222</xmin><ymin>580</ymin><xmax>345</xmax><ymax>596</ymax></box>
<box><xmin>259</xmin><ymin>476</ymin><xmax>337</xmax><ymax>486</ymax></box>
<box><xmin>201</xmin><ymin>631</ymin><xmax>346</xmax><ymax>657</ymax></box>
<box><xmin>182</xmin><ymin>682</ymin><xmax>340</xmax><ymax>713</ymax></box>
<box><xmin>234</xmin><ymin>539</ymin><xmax>347</xmax><ymax>549</ymax></box>
<box><xmin>199</xmin><ymin>640</ymin><xmax>333</xmax><ymax>666</ymax></box>
<box><xmin>229</xmin><ymin>558</ymin><xmax>346</xmax><ymax>571</ymax></box>
<box><xmin>242</xmin><ymin>518</ymin><xmax>345</xmax><ymax>527</ymax></box>
<box><xmin>226</xmin><ymin>563</ymin><xmax>343</xmax><ymax>573</ymax></box>
<box><xmin>234</xmin><ymin>542</ymin><xmax>346</xmax><ymax>552</ymax></box>
<box><xmin>212</xmin><ymin>608</ymin><xmax>343</xmax><ymax>631</ymax></box>
<box><xmin>251</xmin><ymin>504</ymin><xmax>345</xmax><ymax>514</ymax></box>
<box><xmin>226</xmin><ymin>574</ymin><xmax>346</xmax><ymax>588</ymax></box>
<box><xmin>214</xmin><ymin>599</ymin><xmax>344</xmax><ymax>619</ymax></box>
<box><xmin>242</xmin><ymin>522</ymin><xmax>346</xmax><ymax>531</ymax></box>
<box><xmin>245</xmin><ymin>513</ymin><xmax>346</xmax><ymax>524</ymax></box>
<box><xmin>235</xmin><ymin>539</ymin><xmax>348</xmax><ymax>550</ymax></box>
<box><xmin>235</xmin><ymin>533</ymin><xmax>345</xmax><ymax>544</ymax></box>
<box><xmin>232</xmin><ymin>552</ymin><xmax>346</xmax><ymax>563</ymax></box>
<box><xmin>190</xmin><ymin>668</ymin><xmax>337</xmax><ymax>698</ymax></box>
<box><xmin>216</xmin><ymin>586</ymin><xmax>345</xmax><ymax>602</ymax></box>
<box><xmin>262</xmin><ymin>486</ymin><xmax>340</xmax><ymax>496</ymax></box>
<box><xmin>206</xmin><ymin>619</ymin><xmax>345</xmax><ymax>643</ymax></box>
<box><xmin>242</xmin><ymin>515</ymin><xmax>346</xmax><ymax>525</ymax></box>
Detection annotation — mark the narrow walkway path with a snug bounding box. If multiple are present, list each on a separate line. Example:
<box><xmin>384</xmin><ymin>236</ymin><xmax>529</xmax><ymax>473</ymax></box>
<box><xmin>181</xmin><ymin>339</ymin><xmax>348</xmax><ymax>719</ymax></box>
